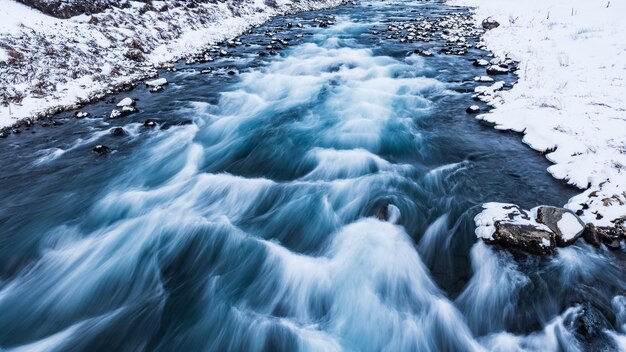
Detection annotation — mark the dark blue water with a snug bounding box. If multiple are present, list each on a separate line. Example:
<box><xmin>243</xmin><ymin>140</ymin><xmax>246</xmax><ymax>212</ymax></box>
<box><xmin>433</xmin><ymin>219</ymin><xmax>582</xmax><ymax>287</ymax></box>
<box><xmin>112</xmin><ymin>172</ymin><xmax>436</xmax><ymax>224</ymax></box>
<box><xmin>1</xmin><ymin>1</ymin><xmax>625</xmax><ymax>351</ymax></box>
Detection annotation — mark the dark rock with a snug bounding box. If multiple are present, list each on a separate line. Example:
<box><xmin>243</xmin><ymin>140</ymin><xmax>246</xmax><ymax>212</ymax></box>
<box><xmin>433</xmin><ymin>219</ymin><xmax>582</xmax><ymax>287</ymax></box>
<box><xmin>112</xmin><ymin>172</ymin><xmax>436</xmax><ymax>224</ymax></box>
<box><xmin>482</xmin><ymin>18</ymin><xmax>500</xmax><ymax>30</ymax></box>
<box><xmin>125</xmin><ymin>49</ymin><xmax>145</xmax><ymax>62</ymax></box>
<box><xmin>466</xmin><ymin>105</ymin><xmax>480</xmax><ymax>114</ymax></box>
<box><xmin>111</xmin><ymin>127</ymin><xmax>126</xmax><ymax>136</ymax></box>
<box><xmin>536</xmin><ymin>206</ymin><xmax>585</xmax><ymax>246</ymax></box>
<box><xmin>93</xmin><ymin>145</ymin><xmax>110</xmax><ymax>154</ymax></box>
<box><xmin>143</xmin><ymin>119</ymin><xmax>158</xmax><ymax>128</ymax></box>
<box><xmin>582</xmin><ymin>219</ymin><xmax>625</xmax><ymax>248</ymax></box>
<box><xmin>491</xmin><ymin>222</ymin><xmax>556</xmax><ymax>255</ymax></box>
<box><xmin>487</xmin><ymin>65</ymin><xmax>509</xmax><ymax>75</ymax></box>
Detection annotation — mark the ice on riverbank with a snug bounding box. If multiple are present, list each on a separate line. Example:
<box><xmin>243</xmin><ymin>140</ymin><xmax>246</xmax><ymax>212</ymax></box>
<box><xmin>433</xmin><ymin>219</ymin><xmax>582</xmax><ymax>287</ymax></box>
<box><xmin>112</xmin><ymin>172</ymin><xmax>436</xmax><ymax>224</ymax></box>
<box><xmin>0</xmin><ymin>0</ymin><xmax>346</xmax><ymax>128</ymax></box>
<box><xmin>451</xmin><ymin>0</ymin><xmax>626</xmax><ymax>229</ymax></box>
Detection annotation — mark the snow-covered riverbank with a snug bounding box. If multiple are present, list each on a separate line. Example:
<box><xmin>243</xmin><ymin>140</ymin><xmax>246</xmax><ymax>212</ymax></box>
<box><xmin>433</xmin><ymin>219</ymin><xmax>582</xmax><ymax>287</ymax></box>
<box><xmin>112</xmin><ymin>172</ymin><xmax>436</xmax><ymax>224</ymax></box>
<box><xmin>0</xmin><ymin>0</ymin><xmax>346</xmax><ymax>129</ymax></box>
<box><xmin>452</xmin><ymin>0</ymin><xmax>626</xmax><ymax>232</ymax></box>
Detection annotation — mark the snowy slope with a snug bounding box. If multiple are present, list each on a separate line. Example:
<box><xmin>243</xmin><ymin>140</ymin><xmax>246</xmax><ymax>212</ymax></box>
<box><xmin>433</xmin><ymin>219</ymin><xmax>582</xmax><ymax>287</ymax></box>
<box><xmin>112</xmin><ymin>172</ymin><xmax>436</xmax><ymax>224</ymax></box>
<box><xmin>0</xmin><ymin>0</ymin><xmax>346</xmax><ymax>128</ymax></box>
<box><xmin>450</xmin><ymin>0</ymin><xmax>626</xmax><ymax>228</ymax></box>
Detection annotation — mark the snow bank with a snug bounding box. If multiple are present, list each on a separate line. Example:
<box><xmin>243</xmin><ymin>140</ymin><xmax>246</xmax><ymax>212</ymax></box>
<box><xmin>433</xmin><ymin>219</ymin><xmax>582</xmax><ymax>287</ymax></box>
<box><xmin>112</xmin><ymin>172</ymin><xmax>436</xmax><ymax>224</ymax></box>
<box><xmin>0</xmin><ymin>0</ymin><xmax>346</xmax><ymax>128</ymax></box>
<box><xmin>451</xmin><ymin>0</ymin><xmax>626</xmax><ymax>227</ymax></box>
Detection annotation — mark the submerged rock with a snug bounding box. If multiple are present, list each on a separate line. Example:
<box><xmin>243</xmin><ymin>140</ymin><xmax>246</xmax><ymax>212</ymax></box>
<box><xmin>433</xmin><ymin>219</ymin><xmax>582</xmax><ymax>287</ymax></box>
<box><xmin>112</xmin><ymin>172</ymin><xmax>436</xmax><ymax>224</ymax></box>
<box><xmin>373</xmin><ymin>202</ymin><xmax>401</xmax><ymax>224</ymax></box>
<box><xmin>111</xmin><ymin>127</ymin><xmax>126</xmax><ymax>136</ymax></box>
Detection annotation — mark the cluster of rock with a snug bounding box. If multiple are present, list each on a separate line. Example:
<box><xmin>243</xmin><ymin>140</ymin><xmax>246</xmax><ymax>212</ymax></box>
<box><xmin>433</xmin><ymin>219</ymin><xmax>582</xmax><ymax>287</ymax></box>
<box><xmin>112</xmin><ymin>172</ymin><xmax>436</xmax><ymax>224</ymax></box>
<box><xmin>375</xmin><ymin>12</ymin><xmax>479</xmax><ymax>56</ymax></box>
<box><xmin>475</xmin><ymin>203</ymin><xmax>625</xmax><ymax>254</ymax></box>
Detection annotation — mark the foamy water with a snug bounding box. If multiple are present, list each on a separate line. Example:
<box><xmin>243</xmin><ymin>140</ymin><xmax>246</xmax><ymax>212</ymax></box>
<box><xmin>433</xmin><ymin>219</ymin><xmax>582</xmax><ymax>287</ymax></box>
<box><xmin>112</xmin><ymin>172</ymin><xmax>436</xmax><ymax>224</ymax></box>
<box><xmin>0</xmin><ymin>1</ymin><xmax>624</xmax><ymax>351</ymax></box>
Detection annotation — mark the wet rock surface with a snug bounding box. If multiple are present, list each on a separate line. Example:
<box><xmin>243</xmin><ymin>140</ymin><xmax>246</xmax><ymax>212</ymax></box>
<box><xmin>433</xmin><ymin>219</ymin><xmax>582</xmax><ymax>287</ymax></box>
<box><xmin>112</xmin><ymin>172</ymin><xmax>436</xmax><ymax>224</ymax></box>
<box><xmin>475</xmin><ymin>203</ymin><xmax>594</xmax><ymax>254</ymax></box>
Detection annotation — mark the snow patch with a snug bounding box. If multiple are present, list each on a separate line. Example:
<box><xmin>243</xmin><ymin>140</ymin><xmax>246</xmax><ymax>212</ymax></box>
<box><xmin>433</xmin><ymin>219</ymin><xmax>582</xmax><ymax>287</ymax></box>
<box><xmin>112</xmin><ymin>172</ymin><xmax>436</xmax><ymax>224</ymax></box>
<box><xmin>556</xmin><ymin>212</ymin><xmax>584</xmax><ymax>241</ymax></box>
<box><xmin>451</xmin><ymin>0</ymin><xmax>626</xmax><ymax>227</ymax></box>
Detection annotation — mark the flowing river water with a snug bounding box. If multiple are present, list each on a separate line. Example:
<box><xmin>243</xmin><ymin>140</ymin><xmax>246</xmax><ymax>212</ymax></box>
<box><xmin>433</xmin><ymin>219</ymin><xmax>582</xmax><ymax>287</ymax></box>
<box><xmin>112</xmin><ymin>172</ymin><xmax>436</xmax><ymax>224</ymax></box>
<box><xmin>1</xmin><ymin>1</ymin><xmax>626</xmax><ymax>351</ymax></box>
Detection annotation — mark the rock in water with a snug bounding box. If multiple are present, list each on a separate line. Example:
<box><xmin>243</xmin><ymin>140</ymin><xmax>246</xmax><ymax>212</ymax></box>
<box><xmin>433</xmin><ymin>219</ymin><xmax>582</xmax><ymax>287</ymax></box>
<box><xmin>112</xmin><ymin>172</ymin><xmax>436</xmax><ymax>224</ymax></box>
<box><xmin>117</xmin><ymin>97</ymin><xmax>135</xmax><ymax>107</ymax></box>
<box><xmin>110</xmin><ymin>109</ymin><xmax>122</xmax><ymax>119</ymax></box>
<box><xmin>466</xmin><ymin>105</ymin><xmax>480</xmax><ymax>114</ymax></box>
<box><xmin>145</xmin><ymin>78</ymin><xmax>168</xmax><ymax>87</ymax></box>
<box><xmin>492</xmin><ymin>222</ymin><xmax>556</xmax><ymax>255</ymax></box>
<box><xmin>536</xmin><ymin>206</ymin><xmax>585</xmax><ymax>246</ymax></box>
<box><xmin>482</xmin><ymin>18</ymin><xmax>500</xmax><ymax>30</ymax></box>
<box><xmin>473</xmin><ymin>59</ymin><xmax>489</xmax><ymax>67</ymax></box>
<box><xmin>111</xmin><ymin>127</ymin><xmax>126</xmax><ymax>136</ymax></box>
<box><xmin>475</xmin><ymin>203</ymin><xmax>591</xmax><ymax>254</ymax></box>
<box><xmin>144</xmin><ymin>119</ymin><xmax>158</xmax><ymax>128</ymax></box>
<box><xmin>475</xmin><ymin>203</ymin><xmax>556</xmax><ymax>254</ymax></box>
<box><xmin>93</xmin><ymin>145</ymin><xmax>110</xmax><ymax>154</ymax></box>
<box><xmin>582</xmin><ymin>218</ymin><xmax>626</xmax><ymax>248</ymax></box>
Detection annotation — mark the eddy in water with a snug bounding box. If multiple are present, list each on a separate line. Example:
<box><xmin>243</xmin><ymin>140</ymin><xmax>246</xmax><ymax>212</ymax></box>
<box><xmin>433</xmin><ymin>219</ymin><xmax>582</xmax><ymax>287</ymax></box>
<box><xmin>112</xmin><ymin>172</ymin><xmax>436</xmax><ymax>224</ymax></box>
<box><xmin>0</xmin><ymin>0</ymin><xmax>624</xmax><ymax>351</ymax></box>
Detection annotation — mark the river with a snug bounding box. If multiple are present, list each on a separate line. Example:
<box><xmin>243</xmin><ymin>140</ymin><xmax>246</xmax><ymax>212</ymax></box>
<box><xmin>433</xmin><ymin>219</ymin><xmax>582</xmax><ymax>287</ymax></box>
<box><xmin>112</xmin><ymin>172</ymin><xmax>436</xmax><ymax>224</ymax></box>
<box><xmin>0</xmin><ymin>0</ymin><xmax>625</xmax><ymax>351</ymax></box>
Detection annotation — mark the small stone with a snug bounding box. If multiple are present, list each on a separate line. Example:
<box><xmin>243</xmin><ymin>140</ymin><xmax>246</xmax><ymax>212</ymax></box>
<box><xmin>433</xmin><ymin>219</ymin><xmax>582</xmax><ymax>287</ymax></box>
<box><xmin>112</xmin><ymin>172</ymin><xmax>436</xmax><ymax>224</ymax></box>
<box><xmin>473</xmin><ymin>59</ymin><xmax>489</xmax><ymax>67</ymax></box>
<box><xmin>93</xmin><ymin>145</ymin><xmax>110</xmax><ymax>154</ymax></box>
<box><xmin>144</xmin><ymin>119</ymin><xmax>158</xmax><ymax>128</ymax></box>
<box><xmin>145</xmin><ymin>78</ymin><xmax>168</xmax><ymax>87</ymax></box>
<box><xmin>487</xmin><ymin>65</ymin><xmax>510</xmax><ymax>75</ymax></box>
<box><xmin>110</xmin><ymin>109</ymin><xmax>122</xmax><ymax>119</ymax></box>
<box><xmin>75</xmin><ymin>111</ymin><xmax>91</xmax><ymax>118</ymax></box>
<box><xmin>482</xmin><ymin>18</ymin><xmax>500</xmax><ymax>30</ymax></box>
<box><xmin>466</xmin><ymin>105</ymin><xmax>481</xmax><ymax>114</ymax></box>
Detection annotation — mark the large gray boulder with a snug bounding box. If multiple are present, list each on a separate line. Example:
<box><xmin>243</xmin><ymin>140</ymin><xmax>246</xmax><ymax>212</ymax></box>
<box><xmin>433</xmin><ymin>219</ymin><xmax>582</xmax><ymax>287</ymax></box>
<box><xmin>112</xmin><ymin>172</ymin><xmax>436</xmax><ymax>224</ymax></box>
<box><xmin>536</xmin><ymin>206</ymin><xmax>585</xmax><ymax>246</ymax></box>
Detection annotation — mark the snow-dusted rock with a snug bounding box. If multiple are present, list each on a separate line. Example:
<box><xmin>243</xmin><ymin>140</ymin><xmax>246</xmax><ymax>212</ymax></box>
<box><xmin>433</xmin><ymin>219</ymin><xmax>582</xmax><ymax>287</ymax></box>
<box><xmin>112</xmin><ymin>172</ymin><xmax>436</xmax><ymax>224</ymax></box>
<box><xmin>466</xmin><ymin>105</ymin><xmax>481</xmax><ymax>114</ymax></box>
<box><xmin>582</xmin><ymin>218</ymin><xmax>626</xmax><ymax>248</ymax></box>
<box><xmin>121</xmin><ymin>105</ymin><xmax>137</xmax><ymax>114</ymax></box>
<box><xmin>475</xmin><ymin>203</ymin><xmax>556</xmax><ymax>254</ymax></box>
<box><xmin>109</xmin><ymin>109</ymin><xmax>122</xmax><ymax>119</ymax></box>
<box><xmin>74</xmin><ymin>111</ymin><xmax>90</xmax><ymax>118</ymax></box>
<box><xmin>473</xmin><ymin>59</ymin><xmax>489</xmax><ymax>67</ymax></box>
<box><xmin>145</xmin><ymin>78</ymin><xmax>168</xmax><ymax>88</ymax></box>
<box><xmin>474</xmin><ymin>75</ymin><xmax>494</xmax><ymax>82</ymax></box>
<box><xmin>116</xmin><ymin>97</ymin><xmax>135</xmax><ymax>108</ymax></box>
<box><xmin>93</xmin><ymin>144</ymin><xmax>110</xmax><ymax>154</ymax></box>
<box><xmin>536</xmin><ymin>206</ymin><xmax>585</xmax><ymax>246</ymax></box>
<box><xmin>475</xmin><ymin>203</ymin><xmax>589</xmax><ymax>254</ymax></box>
<box><xmin>486</xmin><ymin>64</ymin><xmax>509</xmax><ymax>75</ymax></box>
<box><xmin>481</xmin><ymin>17</ymin><xmax>499</xmax><ymax>30</ymax></box>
